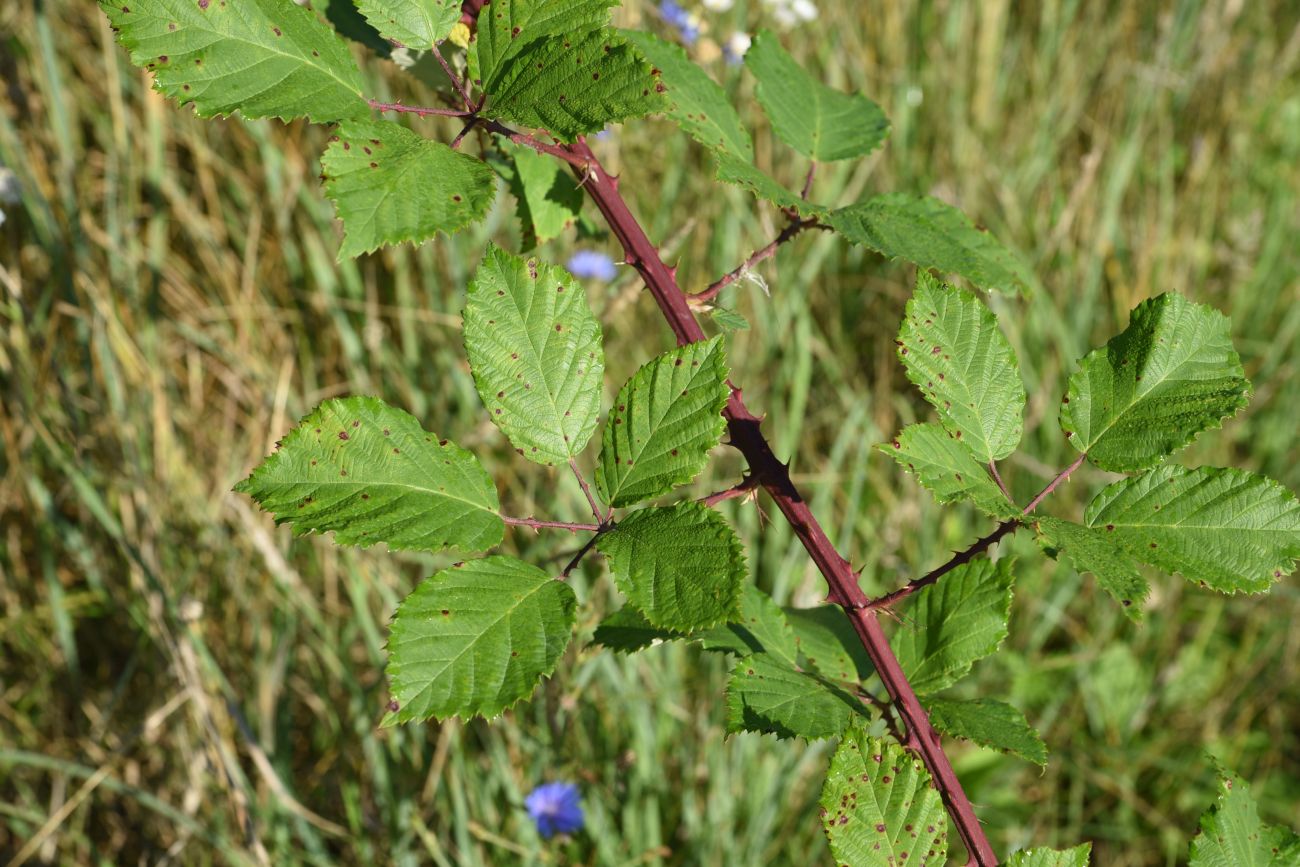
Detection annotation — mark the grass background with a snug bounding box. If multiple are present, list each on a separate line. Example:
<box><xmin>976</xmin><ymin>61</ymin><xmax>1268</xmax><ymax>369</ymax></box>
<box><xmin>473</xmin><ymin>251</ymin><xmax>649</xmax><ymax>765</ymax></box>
<box><xmin>2</xmin><ymin>0</ymin><xmax>1298</xmax><ymax>863</ymax></box>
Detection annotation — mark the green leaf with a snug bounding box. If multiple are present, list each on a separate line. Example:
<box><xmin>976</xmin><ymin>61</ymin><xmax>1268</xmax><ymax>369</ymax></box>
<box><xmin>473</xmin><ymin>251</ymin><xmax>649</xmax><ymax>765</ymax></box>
<box><xmin>1060</xmin><ymin>292</ymin><xmax>1250</xmax><ymax>472</ymax></box>
<box><xmin>745</xmin><ymin>30</ymin><xmax>889</xmax><ymax>162</ymax></box>
<box><xmin>386</xmin><ymin>556</ymin><xmax>576</xmax><ymax>722</ymax></box>
<box><xmin>1006</xmin><ymin>845</ymin><xmax>1093</xmax><ymax>866</ymax></box>
<box><xmin>1034</xmin><ymin>516</ymin><xmax>1149</xmax><ymax>619</ymax></box>
<box><xmin>1084</xmin><ymin>466</ymin><xmax>1300</xmax><ymax>594</ymax></box>
<box><xmin>896</xmin><ymin>272</ymin><xmax>1026</xmax><ymax>461</ymax></box>
<box><xmin>471</xmin><ymin>0</ymin><xmax>664</xmax><ymax>141</ymax></box>
<box><xmin>709</xmin><ymin>306</ymin><xmax>750</xmax><ymax>333</ymax></box>
<box><xmin>827</xmin><ymin>193</ymin><xmax>1030</xmax><ymax>295</ymax></box>
<box><xmin>354</xmin><ymin>0</ymin><xmax>459</xmax><ymax>49</ymax></box>
<box><xmin>700</xmin><ymin>584</ymin><xmax>798</xmax><ymax>661</ymax></box>
<box><xmin>878</xmin><ymin>424</ymin><xmax>1018</xmax><ymax>519</ymax></box>
<box><xmin>591</xmin><ymin>605</ymin><xmax>682</xmax><ymax>653</ymax></box>
<box><xmin>101</xmin><ymin>0</ymin><xmax>366</xmax><ymax>123</ymax></box>
<box><xmin>597</xmin><ymin>503</ymin><xmax>746</xmax><ymax>632</ymax></box>
<box><xmin>784</xmin><ymin>606</ymin><xmax>875</xmax><ymax>684</ymax></box>
<box><xmin>923</xmin><ymin>697</ymin><xmax>1047</xmax><ymax>766</ymax></box>
<box><xmin>462</xmin><ymin>245</ymin><xmax>604</xmax><ymax>465</ymax></box>
<box><xmin>820</xmin><ymin>726</ymin><xmax>948</xmax><ymax>866</ymax></box>
<box><xmin>621</xmin><ymin>30</ymin><xmax>753</xmax><ymax>160</ymax></box>
<box><xmin>234</xmin><ymin>396</ymin><xmax>503</xmax><ymax>553</ymax></box>
<box><xmin>714</xmin><ymin>151</ymin><xmax>829</xmax><ymax>220</ymax></box>
<box><xmin>500</xmin><ymin>143</ymin><xmax>585</xmax><ymax>248</ymax></box>
<box><xmin>595</xmin><ymin>337</ymin><xmax>729</xmax><ymax>508</ymax></box>
<box><xmin>1189</xmin><ymin>766</ymin><xmax>1300</xmax><ymax>866</ymax></box>
<box><xmin>725</xmin><ymin>653</ymin><xmax>864</xmax><ymax>740</ymax></box>
<box><xmin>890</xmin><ymin>558</ymin><xmax>1015</xmax><ymax>695</ymax></box>
<box><xmin>322</xmin><ymin>120</ymin><xmax>497</xmax><ymax>258</ymax></box>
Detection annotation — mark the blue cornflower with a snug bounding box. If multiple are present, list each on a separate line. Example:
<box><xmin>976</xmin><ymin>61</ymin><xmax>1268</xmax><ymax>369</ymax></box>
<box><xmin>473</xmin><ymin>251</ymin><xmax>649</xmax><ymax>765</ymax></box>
<box><xmin>659</xmin><ymin>1</ymin><xmax>700</xmax><ymax>45</ymax></box>
<box><xmin>566</xmin><ymin>250</ymin><xmax>619</xmax><ymax>281</ymax></box>
<box><xmin>525</xmin><ymin>781</ymin><xmax>585</xmax><ymax>839</ymax></box>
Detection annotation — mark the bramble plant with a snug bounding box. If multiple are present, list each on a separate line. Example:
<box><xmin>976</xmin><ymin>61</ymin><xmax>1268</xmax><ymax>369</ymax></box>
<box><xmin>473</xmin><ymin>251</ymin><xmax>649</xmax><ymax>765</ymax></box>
<box><xmin>100</xmin><ymin>0</ymin><xmax>1300</xmax><ymax>863</ymax></box>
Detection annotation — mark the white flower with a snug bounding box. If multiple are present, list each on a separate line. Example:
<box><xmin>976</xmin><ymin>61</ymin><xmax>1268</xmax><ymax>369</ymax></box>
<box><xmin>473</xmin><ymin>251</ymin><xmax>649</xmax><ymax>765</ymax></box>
<box><xmin>701</xmin><ymin>0</ymin><xmax>734</xmax><ymax>10</ymax></box>
<box><xmin>726</xmin><ymin>31</ymin><xmax>752</xmax><ymax>57</ymax></box>
<box><xmin>791</xmin><ymin>0</ymin><xmax>818</xmax><ymax>21</ymax></box>
<box><xmin>0</xmin><ymin>209</ymin><xmax>6</xmax><ymax>229</ymax></box>
<box><xmin>0</xmin><ymin>167</ymin><xmax>19</xmax><ymax>205</ymax></box>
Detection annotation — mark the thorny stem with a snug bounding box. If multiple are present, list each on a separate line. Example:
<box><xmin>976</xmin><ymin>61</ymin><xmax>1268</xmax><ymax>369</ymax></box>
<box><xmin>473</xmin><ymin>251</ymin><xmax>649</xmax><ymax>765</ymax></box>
<box><xmin>691</xmin><ymin>218</ymin><xmax>826</xmax><ymax>304</ymax></box>
<box><xmin>432</xmin><ymin>42</ymin><xmax>474</xmax><ymax>111</ymax></box>
<box><xmin>569</xmin><ymin>459</ymin><xmax>606</xmax><ymax>523</ymax></box>
<box><xmin>800</xmin><ymin>161</ymin><xmax>817</xmax><ymax>200</ymax></box>
<box><xmin>561</xmin><ymin>530</ymin><xmax>606</xmax><ymax>578</ymax></box>
<box><xmin>366</xmin><ymin>98</ymin><xmax>470</xmax><ymax>118</ymax></box>
<box><xmin>502</xmin><ymin>515</ymin><xmax>602</xmax><ymax>533</ymax></box>
<box><xmin>988</xmin><ymin>460</ymin><xmax>1011</xmax><ymax>500</ymax></box>
<box><xmin>698</xmin><ymin>476</ymin><xmax>760</xmax><ymax>508</ymax></box>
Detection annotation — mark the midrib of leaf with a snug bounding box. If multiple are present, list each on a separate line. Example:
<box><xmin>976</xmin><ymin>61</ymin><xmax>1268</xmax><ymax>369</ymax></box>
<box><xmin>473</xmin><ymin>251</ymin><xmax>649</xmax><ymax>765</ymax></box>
<box><xmin>290</xmin><ymin>476</ymin><xmax>494</xmax><ymax>514</ymax></box>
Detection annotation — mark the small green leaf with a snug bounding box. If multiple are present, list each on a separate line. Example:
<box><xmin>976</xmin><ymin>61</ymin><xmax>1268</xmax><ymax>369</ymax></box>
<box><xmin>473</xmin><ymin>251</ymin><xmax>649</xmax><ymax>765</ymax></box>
<box><xmin>597</xmin><ymin>503</ymin><xmax>746</xmax><ymax>632</ymax></box>
<box><xmin>462</xmin><ymin>245</ymin><xmax>604</xmax><ymax>465</ymax></box>
<box><xmin>1084</xmin><ymin>466</ymin><xmax>1300</xmax><ymax>594</ymax></box>
<box><xmin>820</xmin><ymin>725</ymin><xmax>949</xmax><ymax>866</ymax></box>
<box><xmin>1189</xmin><ymin>766</ymin><xmax>1300</xmax><ymax>866</ymax></box>
<box><xmin>745</xmin><ymin>30</ymin><xmax>889</xmax><ymax>162</ymax></box>
<box><xmin>595</xmin><ymin>337</ymin><xmax>729</xmax><ymax>508</ymax></box>
<box><xmin>622</xmin><ymin>30</ymin><xmax>753</xmax><ymax>160</ymax></box>
<box><xmin>591</xmin><ymin>605</ymin><xmax>682</xmax><ymax>653</ymax></box>
<box><xmin>709</xmin><ymin>306</ymin><xmax>751</xmax><ymax>333</ymax></box>
<box><xmin>784</xmin><ymin>606</ymin><xmax>875</xmax><ymax>684</ymax></box>
<box><xmin>827</xmin><ymin>193</ymin><xmax>1031</xmax><ymax>295</ymax></box>
<box><xmin>101</xmin><ymin>0</ymin><xmax>367</xmax><ymax>123</ymax></box>
<box><xmin>472</xmin><ymin>0</ymin><xmax>664</xmax><ymax>141</ymax></box>
<box><xmin>714</xmin><ymin>151</ymin><xmax>829</xmax><ymax>219</ymax></box>
<box><xmin>878</xmin><ymin>424</ymin><xmax>1018</xmax><ymax>519</ymax></box>
<box><xmin>1034</xmin><ymin>516</ymin><xmax>1149</xmax><ymax>619</ymax></box>
<box><xmin>1006</xmin><ymin>845</ymin><xmax>1093</xmax><ymax>866</ymax></box>
<box><xmin>354</xmin><ymin>0</ymin><xmax>460</xmax><ymax>49</ymax></box>
<box><xmin>700</xmin><ymin>584</ymin><xmax>798</xmax><ymax>661</ymax></box>
<box><xmin>890</xmin><ymin>558</ymin><xmax>1015</xmax><ymax>695</ymax></box>
<box><xmin>323</xmin><ymin>120</ymin><xmax>497</xmax><ymax>258</ymax></box>
<box><xmin>386</xmin><ymin>556</ymin><xmax>576</xmax><ymax>722</ymax></box>
<box><xmin>500</xmin><ymin>143</ymin><xmax>585</xmax><ymax>248</ymax></box>
<box><xmin>923</xmin><ymin>697</ymin><xmax>1048</xmax><ymax>766</ymax></box>
<box><xmin>1060</xmin><ymin>292</ymin><xmax>1250</xmax><ymax>472</ymax></box>
<box><xmin>725</xmin><ymin>653</ymin><xmax>864</xmax><ymax>740</ymax></box>
<box><xmin>896</xmin><ymin>272</ymin><xmax>1026</xmax><ymax>461</ymax></box>
<box><xmin>234</xmin><ymin>396</ymin><xmax>503</xmax><ymax>553</ymax></box>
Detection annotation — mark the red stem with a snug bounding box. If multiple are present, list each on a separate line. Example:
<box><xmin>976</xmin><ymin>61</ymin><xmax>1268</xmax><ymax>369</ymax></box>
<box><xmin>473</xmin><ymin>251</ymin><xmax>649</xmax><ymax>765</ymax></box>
<box><xmin>569</xmin><ymin>458</ymin><xmax>607</xmax><ymax>523</ymax></box>
<box><xmin>692</xmin><ymin>218</ymin><xmax>825</xmax><ymax>304</ymax></box>
<box><xmin>367</xmin><ymin>98</ymin><xmax>469</xmax><ymax>118</ymax></box>
<box><xmin>502</xmin><ymin>515</ymin><xmax>601</xmax><ymax>532</ymax></box>
<box><xmin>698</xmin><ymin>476</ymin><xmax>759</xmax><ymax>508</ymax></box>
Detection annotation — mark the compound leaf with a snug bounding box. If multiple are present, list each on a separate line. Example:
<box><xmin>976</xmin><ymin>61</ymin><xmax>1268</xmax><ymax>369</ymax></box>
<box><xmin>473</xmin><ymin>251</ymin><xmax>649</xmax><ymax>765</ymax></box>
<box><xmin>499</xmin><ymin>143</ymin><xmax>585</xmax><ymax>248</ymax></box>
<box><xmin>355</xmin><ymin>0</ymin><xmax>459</xmax><ymax>49</ymax></box>
<box><xmin>890</xmin><ymin>558</ymin><xmax>1015</xmax><ymax>695</ymax></box>
<box><xmin>1060</xmin><ymin>292</ymin><xmax>1250</xmax><ymax>472</ymax></box>
<box><xmin>923</xmin><ymin>697</ymin><xmax>1047</xmax><ymax>766</ymax></box>
<box><xmin>700</xmin><ymin>584</ymin><xmax>799</xmax><ymax>661</ymax></box>
<box><xmin>714</xmin><ymin>151</ymin><xmax>829</xmax><ymax>220</ymax></box>
<box><xmin>323</xmin><ymin>120</ymin><xmax>497</xmax><ymax>258</ymax></box>
<box><xmin>1189</xmin><ymin>766</ymin><xmax>1300</xmax><ymax>866</ymax></box>
<box><xmin>745</xmin><ymin>30</ymin><xmax>888</xmax><ymax>162</ymax></box>
<box><xmin>622</xmin><ymin>30</ymin><xmax>753</xmax><ymax>160</ymax></box>
<box><xmin>725</xmin><ymin>653</ymin><xmax>864</xmax><ymax>741</ymax></box>
<box><xmin>820</xmin><ymin>726</ymin><xmax>949</xmax><ymax>866</ymax></box>
<box><xmin>1006</xmin><ymin>845</ymin><xmax>1093</xmax><ymax>866</ymax></box>
<box><xmin>784</xmin><ymin>606</ymin><xmax>875</xmax><ymax>684</ymax></box>
<box><xmin>596</xmin><ymin>337</ymin><xmax>729</xmax><ymax>508</ymax></box>
<box><xmin>878</xmin><ymin>424</ymin><xmax>1018</xmax><ymax>520</ymax></box>
<box><xmin>386</xmin><ymin>556</ymin><xmax>576</xmax><ymax>722</ymax></box>
<box><xmin>1084</xmin><ymin>466</ymin><xmax>1300</xmax><ymax>594</ymax></box>
<box><xmin>234</xmin><ymin>396</ymin><xmax>503</xmax><ymax>553</ymax></box>
<box><xmin>1034</xmin><ymin>516</ymin><xmax>1149</xmax><ymax>619</ymax></box>
<box><xmin>472</xmin><ymin>0</ymin><xmax>663</xmax><ymax>140</ymax></box>
<box><xmin>896</xmin><ymin>272</ymin><xmax>1026</xmax><ymax>461</ymax></box>
<box><xmin>828</xmin><ymin>193</ymin><xmax>1030</xmax><ymax>295</ymax></box>
<box><xmin>597</xmin><ymin>503</ymin><xmax>746</xmax><ymax>632</ymax></box>
<box><xmin>101</xmin><ymin>0</ymin><xmax>366</xmax><ymax>123</ymax></box>
<box><xmin>463</xmin><ymin>245</ymin><xmax>604</xmax><ymax>465</ymax></box>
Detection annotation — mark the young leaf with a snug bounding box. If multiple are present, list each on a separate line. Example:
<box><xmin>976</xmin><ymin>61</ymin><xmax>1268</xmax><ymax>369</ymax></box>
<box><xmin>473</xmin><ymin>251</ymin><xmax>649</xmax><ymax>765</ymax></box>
<box><xmin>471</xmin><ymin>0</ymin><xmax>664</xmax><ymax>141</ymax></box>
<box><xmin>923</xmin><ymin>697</ymin><xmax>1048</xmax><ymax>766</ymax></box>
<box><xmin>827</xmin><ymin>193</ymin><xmax>1031</xmax><ymax>295</ymax></box>
<box><xmin>878</xmin><ymin>424</ymin><xmax>1019</xmax><ymax>519</ymax></box>
<box><xmin>621</xmin><ymin>30</ymin><xmax>753</xmax><ymax>160</ymax></box>
<box><xmin>1189</xmin><ymin>766</ymin><xmax>1300</xmax><ymax>866</ymax></box>
<box><xmin>386</xmin><ymin>556</ymin><xmax>576</xmax><ymax>722</ymax></box>
<box><xmin>1060</xmin><ymin>292</ymin><xmax>1250</xmax><ymax>472</ymax></box>
<box><xmin>101</xmin><ymin>0</ymin><xmax>367</xmax><ymax>123</ymax></box>
<box><xmin>595</xmin><ymin>337</ymin><xmax>729</xmax><ymax>508</ymax></box>
<box><xmin>714</xmin><ymin>151</ymin><xmax>829</xmax><ymax>220</ymax></box>
<box><xmin>1084</xmin><ymin>465</ymin><xmax>1300</xmax><ymax>594</ymax></box>
<box><xmin>890</xmin><ymin>558</ymin><xmax>1015</xmax><ymax>695</ymax></box>
<box><xmin>234</xmin><ymin>396</ymin><xmax>503</xmax><ymax>553</ymax></box>
<box><xmin>784</xmin><ymin>606</ymin><xmax>875</xmax><ymax>684</ymax></box>
<box><xmin>1034</xmin><ymin>516</ymin><xmax>1149</xmax><ymax>619</ymax></box>
<box><xmin>820</xmin><ymin>726</ymin><xmax>949</xmax><ymax>866</ymax></box>
<box><xmin>725</xmin><ymin>653</ymin><xmax>864</xmax><ymax>740</ymax></box>
<box><xmin>354</xmin><ymin>0</ymin><xmax>459</xmax><ymax>50</ymax></box>
<box><xmin>592</xmin><ymin>605</ymin><xmax>683</xmax><ymax>653</ymax></box>
<box><xmin>500</xmin><ymin>143</ymin><xmax>585</xmax><ymax>248</ymax></box>
<box><xmin>462</xmin><ymin>245</ymin><xmax>605</xmax><ymax>465</ymax></box>
<box><xmin>322</xmin><ymin>120</ymin><xmax>497</xmax><ymax>258</ymax></box>
<box><xmin>709</xmin><ymin>306</ymin><xmax>751</xmax><ymax>333</ymax></box>
<box><xmin>896</xmin><ymin>272</ymin><xmax>1026</xmax><ymax>462</ymax></box>
<box><xmin>596</xmin><ymin>503</ymin><xmax>746</xmax><ymax>632</ymax></box>
<box><xmin>745</xmin><ymin>30</ymin><xmax>889</xmax><ymax>162</ymax></box>
<box><xmin>700</xmin><ymin>584</ymin><xmax>798</xmax><ymax>661</ymax></box>
<box><xmin>1006</xmin><ymin>845</ymin><xmax>1093</xmax><ymax>866</ymax></box>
